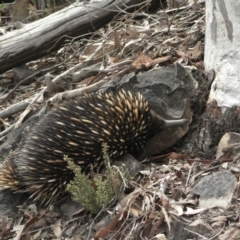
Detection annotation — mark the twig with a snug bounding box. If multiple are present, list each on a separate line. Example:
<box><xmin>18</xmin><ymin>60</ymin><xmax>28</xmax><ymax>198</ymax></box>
<box><xmin>0</xmin><ymin>101</ymin><xmax>29</xmax><ymax>119</ymax></box>
<box><xmin>14</xmin><ymin>90</ymin><xmax>44</xmax><ymax>129</ymax></box>
<box><xmin>87</xmin><ymin>205</ymin><xmax>106</xmax><ymax>240</ymax></box>
<box><xmin>185</xmin><ymin>162</ymin><xmax>195</xmax><ymax>187</ymax></box>
<box><xmin>0</xmin><ymin>124</ymin><xmax>14</xmax><ymax>138</ymax></box>
<box><xmin>0</xmin><ymin>64</ymin><xmax>59</xmax><ymax>105</ymax></box>
<box><xmin>183</xmin><ymin>227</ymin><xmax>208</xmax><ymax>239</ymax></box>
<box><xmin>14</xmin><ymin>39</ymin><xmax>108</xmax><ymax>129</ymax></box>
<box><xmin>208</xmin><ymin>224</ymin><xmax>225</xmax><ymax>240</ymax></box>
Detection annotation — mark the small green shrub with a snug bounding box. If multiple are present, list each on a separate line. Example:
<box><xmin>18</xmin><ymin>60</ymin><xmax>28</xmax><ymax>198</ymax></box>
<box><xmin>65</xmin><ymin>144</ymin><xmax>128</xmax><ymax>214</ymax></box>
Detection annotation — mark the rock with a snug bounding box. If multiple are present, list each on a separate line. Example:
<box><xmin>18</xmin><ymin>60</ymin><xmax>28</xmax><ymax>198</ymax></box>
<box><xmin>104</xmin><ymin>63</ymin><xmax>196</xmax><ymax>158</ymax></box>
<box><xmin>216</xmin><ymin>132</ymin><xmax>240</xmax><ymax>160</ymax></box>
<box><xmin>169</xmin><ymin>216</ymin><xmax>196</xmax><ymax>240</ymax></box>
<box><xmin>193</xmin><ymin>170</ymin><xmax>237</xmax><ymax>208</ymax></box>
<box><xmin>0</xmin><ymin>190</ymin><xmax>26</xmax><ymax>217</ymax></box>
<box><xmin>60</xmin><ymin>199</ymin><xmax>83</xmax><ymax>217</ymax></box>
<box><xmin>187</xmin><ymin>219</ymin><xmax>212</xmax><ymax>237</ymax></box>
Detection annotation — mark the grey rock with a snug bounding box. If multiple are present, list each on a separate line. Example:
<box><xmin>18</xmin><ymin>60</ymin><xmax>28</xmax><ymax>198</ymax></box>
<box><xmin>193</xmin><ymin>170</ymin><xmax>237</xmax><ymax>208</ymax></box>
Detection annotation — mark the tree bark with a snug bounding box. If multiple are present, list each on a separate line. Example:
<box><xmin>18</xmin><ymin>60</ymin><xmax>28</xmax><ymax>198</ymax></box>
<box><xmin>0</xmin><ymin>0</ymin><xmax>140</xmax><ymax>74</ymax></box>
<box><xmin>205</xmin><ymin>0</ymin><xmax>240</xmax><ymax>107</ymax></box>
<box><xmin>184</xmin><ymin>0</ymin><xmax>240</xmax><ymax>158</ymax></box>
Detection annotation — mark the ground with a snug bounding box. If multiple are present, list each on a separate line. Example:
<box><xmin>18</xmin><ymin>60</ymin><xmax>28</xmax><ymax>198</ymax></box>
<box><xmin>1</xmin><ymin>1</ymin><xmax>240</xmax><ymax>239</ymax></box>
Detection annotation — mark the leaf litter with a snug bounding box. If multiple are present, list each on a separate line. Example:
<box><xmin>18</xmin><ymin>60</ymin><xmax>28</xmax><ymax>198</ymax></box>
<box><xmin>1</xmin><ymin>0</ymin><xmax>240</xmax><ymax>239</ymax></box>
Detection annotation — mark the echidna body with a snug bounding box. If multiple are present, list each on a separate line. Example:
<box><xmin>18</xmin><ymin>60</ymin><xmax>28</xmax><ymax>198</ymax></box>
<box><xmin>0</xmin><ymin>89</ymin><xmax>186</xmax><ymax>205</ymax></box>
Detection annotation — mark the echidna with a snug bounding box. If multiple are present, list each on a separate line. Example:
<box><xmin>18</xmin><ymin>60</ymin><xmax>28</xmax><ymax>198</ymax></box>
<box><xmin>0</xmin><ymin>89</ymin><xmax>186</xmax><ymax>205</ymax></box>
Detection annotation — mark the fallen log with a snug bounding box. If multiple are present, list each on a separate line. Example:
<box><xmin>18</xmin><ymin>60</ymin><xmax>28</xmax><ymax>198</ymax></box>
<box><xmin>0</xmin><ymin>0</ymin><xmax>141</xmax><ymax>74</ymax></box>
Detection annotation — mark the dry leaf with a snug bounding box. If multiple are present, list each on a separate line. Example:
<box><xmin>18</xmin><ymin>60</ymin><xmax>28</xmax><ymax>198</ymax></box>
<box><xmin>170</xmin><ymin>204</ymin><xmax>184</xmax><ymax>216</ymax></box>
<box><xmin>162</xmin><ymin>207</ymin><xmax>171</xmax><ymax>231</ymax></box>
<box><xmin>13</xmin><ymin>225</ymin><xmax>25</xmax><ymax>240</ymax></box>
<box><xmin>52</xmin><ymin>219</ymin><xmax>61</xmax><ymax>238</ymax></box>
<box><xmin>132</xmin><ymin>53</ymin><xmax>153</xmax><ymax>70</ymax></box>
<box><xmin>9</xmin><ymin>0</ymin><xmax>30</xmax><ymax>21</ymax></box>
<box><xmin>184</xmin><ymin>207</ymin><xmax>206</xmax><ymax>215</ymax></box>
<box><xmin>151</xmin><ymin>55</ymin><xmax>172</xmax><ymax>66</ymax></box>
<box><xmin>95</xmin><ymin>210</ymin><xmax>127</xmax><ymax>238</ymax></box>
<box><xmin>150</xmin><ymin>233</ymin><xmax>167</xmax><ymax>240</ymax></box>
<box><xmin>188</xmin><ymin>41</ymin><xmax>203</xmax><ymax>61</ymax></box>
<box><xmin>110</xmin><ymin>56</ymin><xmax>120</xmax><ymax>63</ymax></box>
<box><xmin>119</xmin><ymin>188</ymin><xmax>142</xmax><ymax>208</ymax></box>
<box><xmin>114</xmin><ymin>31</ymin><xmax>121</xmax><ymax>50</ymax></box>
<box><xmin>209</xmin><ymin>216</ymin><xmax>228</xmax><ymax>223</ymax></box>
<box><xmin>170</xmin><ymin>152</ymin><xmax>187</xmax><ymax>160</ymax></box>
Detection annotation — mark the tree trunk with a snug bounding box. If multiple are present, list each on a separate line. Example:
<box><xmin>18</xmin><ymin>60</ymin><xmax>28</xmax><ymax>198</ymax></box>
<box><xmin>0</xmin><ymin>0</ymin><xmax>140</xmax><ymax>74</ymax></box>
<box><xmin>184</xmin><ymin>0</ymin><xmax>240</xmax><ymax>157</ymax></box>
<box><xmin>205</xmin><ymin>0</ymin><xmax>240</xmax><ymax>107</ymax></box>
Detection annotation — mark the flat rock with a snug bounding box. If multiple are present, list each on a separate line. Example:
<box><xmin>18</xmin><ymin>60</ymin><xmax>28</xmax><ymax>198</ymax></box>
<box><xmin>193</xmin><ymin>170</ymin><xmax>237</xmax><ymax>208</ymax></box>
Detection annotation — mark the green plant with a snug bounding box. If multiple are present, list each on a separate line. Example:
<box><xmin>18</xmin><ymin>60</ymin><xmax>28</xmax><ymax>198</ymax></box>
<box><xmin>66</xmin><ymin>144</ymin><xmax>127</xmax><ymax>214</ymax></box>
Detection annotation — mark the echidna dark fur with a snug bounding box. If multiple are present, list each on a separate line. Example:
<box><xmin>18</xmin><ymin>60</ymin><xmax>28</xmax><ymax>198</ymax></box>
<box><xmin>0</xmin><ymin>90</ymin><xmax>155</xmax><ymax>205</ymax></box>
